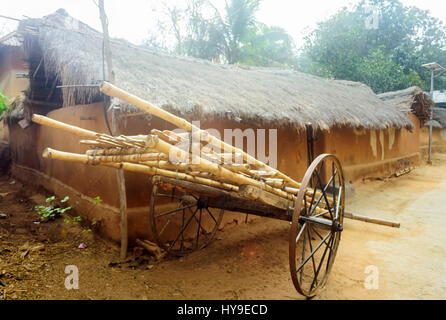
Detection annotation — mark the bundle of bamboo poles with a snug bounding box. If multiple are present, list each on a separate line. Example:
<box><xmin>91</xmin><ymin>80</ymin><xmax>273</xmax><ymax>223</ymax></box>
<box><xmin>32</xmin><ymin>82</ymin><xmax>332</xmax><ymax>215</ymax></box>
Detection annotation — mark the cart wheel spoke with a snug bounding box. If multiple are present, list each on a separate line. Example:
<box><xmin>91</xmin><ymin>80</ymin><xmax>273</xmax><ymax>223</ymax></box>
<box><xmin>314</xmin><ymin>170</ymin><xmax>333</xmax><ymax>219</ymax></box>
<box><xmin>308</xmin><ymin>170</ymin><xmax>337</xmax><ymax>217</ymax></box>
<box><xmin>154</xmin><ymin>204</ymin><xmax>196</xmax><ymax>219</ymax></box>
<box><xmin>310</xmin><ymin>233</ymin><xmax>334</xmax><ymax>291</ymax></box>
<box><xmin>204</xmin><ymin>207</ymin><xmax>218</xmax><ymax>224</ymax></box>
<box><xmin>150</xmin><ymin>182</ymin><xmax>224</xmax><ymax>257</ymax></box>
<box><xmin>158</xmin><ymin>209</ymin><xmax>179</xmax><ymax>237</ymax></box>
<box><xmin>170</xmin><ymin>208</ymin><xmax>199</xmax><ymax>251</ymax></box>
<box><xmin>195</xmin><ymin>208</ymin><xmax>203</xmax><ymax>249</ymax></box>
<box><xmin>300</xmin><ymin>224</ymin><xmax>307</xmax><ymax>283</ymax></box>
<box><xmin>306</xmin><ymin>226</ymin><xmax>318</xmax><ymax>278</ymax></box>
<box><xmin>296</xmin><ymin>232</ymin><xmax>331</xmax><ymax>274</ymax></box>
<box><xmin>308</xmin><ymin>223</ymin><xmax>330</xmax><ymax>247</ymax></box>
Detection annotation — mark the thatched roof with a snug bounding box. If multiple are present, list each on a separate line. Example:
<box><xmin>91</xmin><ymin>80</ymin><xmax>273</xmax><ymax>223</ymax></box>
<box><xmin>18</xmin><ymin>11</ymin><xmax>412</xmax><ymax>130</ymax></box>
<box><xmin>378</xmin><ymin>86</ymin><xmax>434</xmax><ymax>121</ymax></box>
<box><xmin>0</xmin><ymin>31</ymin><xmax>22</xmax><ymax>47</ymax></box>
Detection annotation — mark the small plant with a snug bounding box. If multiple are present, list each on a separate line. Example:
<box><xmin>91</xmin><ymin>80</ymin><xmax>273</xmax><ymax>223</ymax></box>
<box><xmin>0</xmin><ymin>91</ymin><xmax>9</xmax><ymax>117</ymax></box>
<box><xmin>63</xmin><ymin>196</ymin><xmax>104</xmax><ymax>233</ymax></box>
<box><xmin>35</xmin><ymin>196</ymin><xmax>72</xmax><ymax>220</ymax></box>
<box><xmin>93</xmin><ymin>196</ymin><xmax>103</xmax><ymax>205</ymax></box>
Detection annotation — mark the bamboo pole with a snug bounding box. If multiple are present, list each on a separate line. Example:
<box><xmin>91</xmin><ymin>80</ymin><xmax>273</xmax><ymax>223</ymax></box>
<box><xmin>42</xmin><ymin>148</ymin><xmax>239</xmax><ymax>192</ymax></box>
<box><xmin>86</xmin><ymin>147</ymin><xmax>157</xmax><ymax>156</ymax></box>
<box><xmin>42</xmin><ymin>148</ymin><xmax>329</xmax><ymax>214</ymax></box>
<box><xmin>84</xmin><ymin>153</ymin><xmax>170</xmax><ymax>164</ymax></box>
<box><xmin>144</xmin><ymin>134</ymin><xmax>297</xmax><ymax>202</ymax></box>
<box><xmin>99</xmin><ymin>82</ymin><xmax>328</xmax><ymax>199</ymax></box>
<box><xmin>32</xmin><ymin>113</ymin><xmax>328</xmax><ymax>202</ymax></box>
<box><xmin>32</xmin><ymin>114</ymin><xmax>99</xmax><ymax>138</ymax></box>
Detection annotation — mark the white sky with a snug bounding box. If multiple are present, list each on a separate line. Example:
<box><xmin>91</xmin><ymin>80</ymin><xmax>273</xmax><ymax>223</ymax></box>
<box><xmin>1</xmin><ymin>0</ymin><xmax>446</xmax><ymax>48</ymax></box>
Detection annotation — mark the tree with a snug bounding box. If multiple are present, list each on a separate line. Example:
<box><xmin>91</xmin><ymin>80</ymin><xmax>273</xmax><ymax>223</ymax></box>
<box><xmin>239</xmin><ymin>24</ymin><xmax>298</xmax><ymax>68</ymax></box>
<box><xmin>213</xmin><ymin>0</ymin><xmax>261</xmax><ymax>64</ymax></box>
<box><xmin>299</xmin><ymin>0</ymin><xmax>446</xmax><ymax>93</ymax></box>
<box><xmin>145</xmin><ymin>0</ymin><xmax>297</xmax><ymax>68</ymax></box>
<box><xmin>357</xmin><ymin>47</ymin><xmax>424</xmax><ymax>93</ymax></box>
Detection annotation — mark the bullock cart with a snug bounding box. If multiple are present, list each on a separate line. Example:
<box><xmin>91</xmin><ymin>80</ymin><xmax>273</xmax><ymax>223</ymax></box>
<box><xmin>33</xmin><ymin>82</ymin><xmax>399</xmax><ymax>297</ymax></box>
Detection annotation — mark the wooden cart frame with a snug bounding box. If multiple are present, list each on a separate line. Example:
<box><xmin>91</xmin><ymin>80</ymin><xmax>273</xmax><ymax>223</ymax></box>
<box><xmin>33</xmin><ymin>82</ymin><xmax>400</xmax><ymax>298</ymax></box>
<box><xmin>148</xmin><ymin>153</ymin><xmax>345</xmax><ymax>298</ymax></box>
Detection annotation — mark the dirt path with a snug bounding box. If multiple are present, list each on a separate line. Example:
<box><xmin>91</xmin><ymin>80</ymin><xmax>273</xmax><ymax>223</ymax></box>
<box><xmin>1</xmin><ymin>154</ymin><xmax>446</xmax><ymax>300</ymax></box>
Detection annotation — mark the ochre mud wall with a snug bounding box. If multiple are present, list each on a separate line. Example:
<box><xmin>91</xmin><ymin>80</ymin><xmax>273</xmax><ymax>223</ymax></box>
<box><xmin>10</xmin><ymin>103</ymin><xmax>122</xmax><ymax>241</ymax></box>
<box><xmin>420</xmin><ymin>127</ymin><xmax>446</xmax><ymax>154</ymax></box>
<box><xmin>10</xmin><ymin>103</ymin><xmax>308</xmax><ymax>243</ymax></box>
<box><xmin>9</xmin><ymin>102</ymin><xmax>422</xmax><ymax>242</ymax></box>
<box><xmin>314</xmin><ymin>114</ymin><xmax>421</xmax><ymax>182</ymax></box>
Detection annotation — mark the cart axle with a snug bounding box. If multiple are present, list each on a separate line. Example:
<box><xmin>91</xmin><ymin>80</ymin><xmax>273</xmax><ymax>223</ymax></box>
<box><xmin>299</xmin><ymin>215</ymin><xmax>344</xmax><ymax>232</ymax></box>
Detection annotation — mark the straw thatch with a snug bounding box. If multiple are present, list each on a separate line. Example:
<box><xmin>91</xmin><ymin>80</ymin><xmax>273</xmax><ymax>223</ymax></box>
<box><xmin>378</xmin><ymin>86</ymin><xmax>434</xmax><ymax>121</ymax></box>
<box><xmin>0</xmin><ymin>31</ymin><xmax>22</xmax><ymax>47</ymax></box>
<box><xmin>18</xmin><ymin>10</ymin><xmax>412</xmax><ymax>130</ymax></box>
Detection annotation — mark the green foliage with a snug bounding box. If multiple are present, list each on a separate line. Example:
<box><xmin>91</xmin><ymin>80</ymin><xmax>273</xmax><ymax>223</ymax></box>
<box><xmin>0</xmin><ymin>91</ymin><xmax>9</xmax><ymax>117</ymax></box>
<box><xmin>72</xmin><ymin>216</ymin><xmax>82</xmax><ymax>224</ymax></box>
<box><xmin>146</xmin><ymin>0</ymin><xmax>297</xmax><ymax>68</ymax></box>
<box><xmin>239</xmin><ymin>24</ymin><xmax>298</xmax><ymax>68</ymax></box>
<box><xmin>357</xmin><ymin>47</ymin><xmax>424</xmax><ymax>93</ymax></box>
<box><xmin>35</xmin><ymin>196</ymin><xmax>72</xmax><ymax>220</ymax></box>
<box><xmin>299</xmin><ymin>0</ymin><xmax>446</xmax><ymax>92</ymax></box>
<box><xmin>93</xmin><ymin>196</ymin><xmax>103</xmax><ymax>205</ymax></box>
<box><xmin>38</xmin><ymin>195</ymin><xmax>104</xmax><ymax>235</ymax></box>
<box><xmin>64</xmin><ymin>215</ymin><xmax>82</xmax><ymax>224</ymax></box>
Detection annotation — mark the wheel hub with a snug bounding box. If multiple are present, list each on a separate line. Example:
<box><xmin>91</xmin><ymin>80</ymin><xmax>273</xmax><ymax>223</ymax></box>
<box><xmin>196</xmin><ymin>197</ymin><xmax>209</xmax><ymax>210</ymax></box>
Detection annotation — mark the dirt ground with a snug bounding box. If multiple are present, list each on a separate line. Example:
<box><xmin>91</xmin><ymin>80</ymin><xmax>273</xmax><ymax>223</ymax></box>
<box><xmin>1</xmin><ymin>153</ymin><xmax>446</xmax><ymax>300</ymax></box>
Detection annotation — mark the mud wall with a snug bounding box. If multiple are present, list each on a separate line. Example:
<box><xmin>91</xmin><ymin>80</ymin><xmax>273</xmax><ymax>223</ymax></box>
<box><xmin>9</xmin><ymin>102</ymin><xmax>422</xmax><ymax>242</ymax></box>
<box><xmin>315</xmin><ymin>114</ymin><xmax>421</xmax><ymax>182</ymax></box>
<box><xmin>420</xmin><ymin>127</ymin><xmax>446</xmax><ymax>154</ymax></box>
<box><xmin>10</xmin><ymin>103</ymin><xmax>309</xmax><ymax>243</ymax></box>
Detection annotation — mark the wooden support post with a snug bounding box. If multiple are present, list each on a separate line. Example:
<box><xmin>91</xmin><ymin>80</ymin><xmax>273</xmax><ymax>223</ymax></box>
<box><xmin>113</xmin><ymin>112</ymin><xmax>128</xmax><ymax>261</ymax></box>
<box><xmin>99</xmin><ymin>0</ymin><xmax>127</xmax><ymax>260</ymax></box>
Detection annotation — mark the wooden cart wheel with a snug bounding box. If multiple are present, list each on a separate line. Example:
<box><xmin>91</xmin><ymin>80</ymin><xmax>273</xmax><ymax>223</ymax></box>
<box><xmin>289</xmin><ymin>154</ymin><xmax>345</xmax><ymax>298</ymax></box>
<box><xmin>149</xmin><ymin>184</ymin><xmax>224</xmax><ymax>256</ymax></box>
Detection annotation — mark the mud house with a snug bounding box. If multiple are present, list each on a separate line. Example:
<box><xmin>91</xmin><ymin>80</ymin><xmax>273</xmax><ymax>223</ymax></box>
<box><xmin>2</xmin><ymin>11</ymin><xmax>417</xmax><ymax>242</ymax></box>
<box><xmin>379</xmin><ymin>87</ymin><xmax>444</xmax><ymax>155</ymax></box>
<box><xmin>378</xmin><ymin>86</ymin><xmax>435</xmax><ymax>162</ymax></box>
